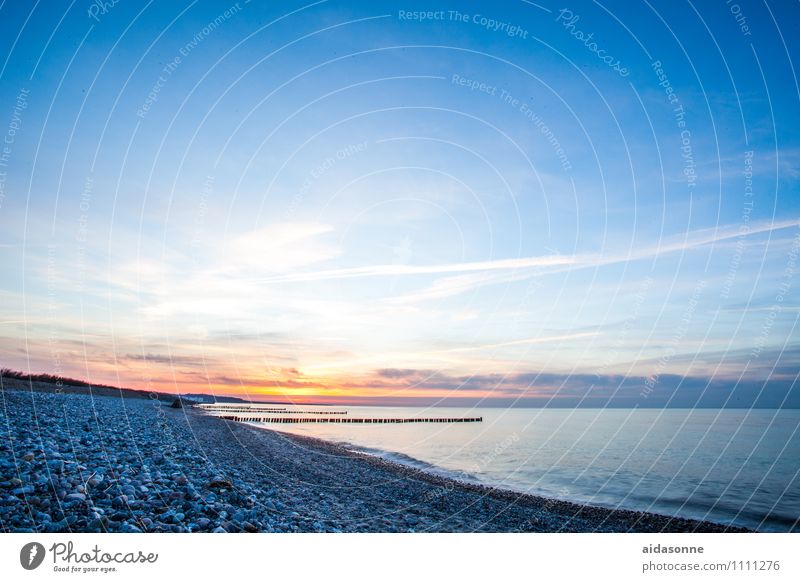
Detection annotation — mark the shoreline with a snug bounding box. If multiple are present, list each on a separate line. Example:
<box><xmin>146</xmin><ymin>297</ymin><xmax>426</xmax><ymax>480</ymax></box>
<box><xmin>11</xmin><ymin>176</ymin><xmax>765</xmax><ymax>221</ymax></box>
<box><xmin>240</xmin><ymin>418</ymin><xmax>749</xmax><ymax>533</ymax></box>
<box><xmin>0</xmin><ymin>388</ymin><xmax>749</xmax><ymax>533</ymax></box>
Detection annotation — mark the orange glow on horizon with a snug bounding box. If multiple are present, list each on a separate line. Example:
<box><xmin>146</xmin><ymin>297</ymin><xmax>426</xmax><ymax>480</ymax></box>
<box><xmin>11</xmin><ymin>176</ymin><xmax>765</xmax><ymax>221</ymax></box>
<box><xmin>12</xmin><ymin>356</ymin><xmax>549</xmax><ymax>406</ymax></box>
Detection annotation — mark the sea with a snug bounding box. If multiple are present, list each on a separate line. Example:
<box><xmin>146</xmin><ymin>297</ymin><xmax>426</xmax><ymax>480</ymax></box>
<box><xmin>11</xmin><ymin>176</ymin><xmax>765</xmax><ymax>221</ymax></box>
<box><xmin>211</xmin><ymin>405</ymin><xmax>800</xmax><ymax>531</ymax></box>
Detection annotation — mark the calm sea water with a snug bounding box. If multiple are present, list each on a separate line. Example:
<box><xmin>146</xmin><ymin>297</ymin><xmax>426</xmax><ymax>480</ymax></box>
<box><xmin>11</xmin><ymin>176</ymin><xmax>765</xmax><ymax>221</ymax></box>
<box><xmin>237</xmin><ymin>406</ymin><xmax>799</xmax><ymax>531</ymax></box>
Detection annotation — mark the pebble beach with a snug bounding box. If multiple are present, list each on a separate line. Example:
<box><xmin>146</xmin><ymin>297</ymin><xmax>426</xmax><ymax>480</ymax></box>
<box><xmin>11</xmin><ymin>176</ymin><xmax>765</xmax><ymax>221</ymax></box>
<box><xmin>0</xmin><ymin>385</ymin><xmax>745</xmax><ymax>533</ymax></box>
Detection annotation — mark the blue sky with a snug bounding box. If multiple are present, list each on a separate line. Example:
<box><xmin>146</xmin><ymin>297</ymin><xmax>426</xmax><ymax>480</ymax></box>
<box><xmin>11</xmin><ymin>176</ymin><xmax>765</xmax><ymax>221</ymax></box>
<box><xmin>0</xmin><ymin>0</ymin><xmax>798</xmax><ymax>406</ymax></box>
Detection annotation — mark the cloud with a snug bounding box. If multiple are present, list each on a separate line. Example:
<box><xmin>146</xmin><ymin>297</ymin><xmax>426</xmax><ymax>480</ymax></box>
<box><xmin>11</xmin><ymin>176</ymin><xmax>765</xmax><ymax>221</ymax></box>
<box><xmin>300</xmin><ymin>331</ymin><xmax>599</xmax><ymax>375</ymax></box>
<box><xmin>121</xmin><ymin>353</ymin><xmax>208</xmax><ymax>367</ymax></box>
<box><xmin>376</xmin><ymin>368</ymin><xmax>420</xmax><ymax>379</ymax></box>
<box><xmin>358</xmin><ymin>367</ymin><xmax>800</xmax><ymax>408</ymax></box>
<box><xmin>223</xmin><ymin>222</ymin><xmax>341</xmax><ymax>273</ymax></box>
<box><xmin>625</xmin><ymin>219</ymin><xmax>799</xmax><ymax>262</ymax></box>
<box><xmin>627</xmin><ymin>345</ymin><xmax>800</xmax><ymax>381</ymax></box>
<box><xmin>247</xmin><ymin>219</ymin><xmax>799</xmax><ymax>306</ymax></box>
<box><xmin>384</xmin><ymin>272</ymin><xmax>505</xmax><ymax>304</ymax></box>
<box><xmin>388</xmin><ymin>219</ymin><xmax>800</xmax><ymax>304</ymax></box>
<box><xmin>433</xmin><ymin>332</ymin><xmax>600</xmax><ymax>353</ymax></box>
<box><xmin>256</xmin><ymin>253</ymin><xmax>574</xmax><ymax>283</ymax></box>
<box><xmin>364</xmin><ymin>369</ymin><xmax>621</xmax><ymax>393</ymax></box>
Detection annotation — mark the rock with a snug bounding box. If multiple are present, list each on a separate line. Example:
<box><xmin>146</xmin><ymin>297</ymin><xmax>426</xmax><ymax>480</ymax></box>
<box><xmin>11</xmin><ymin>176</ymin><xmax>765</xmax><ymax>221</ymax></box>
<box><xmin>65</xmin><ymin>493</ymin><xmax>86</xmax><ymax>501</ymax></box>
<box><xmin>212</xmin><ymin>526</ymin><xmax>226</xmax><ymax>533</ymax></box>
<box><xmin>34</xmin><ymin>511</ymin><xmax>52</xmax><ymax>523</ymax></box>
<box><xmin>170</xmin><ymin>399</ymin><xmax>183</xmax><ymax>409</ymax></box>
<box><xmin>11</xmin><ymin>486</ymin><xmax>35</xmax><ymax>496</ymax></box>
<box><xmin>44</xmin><ymin>519</ymin><xmax>69</xmax><ymax>533</ymax></box>
<box><xmin>22</xmin><ymin>452</ymin><xmax>35</xmax><ymax>461</ymax></box>
<box><xmin>207</xmin><ymin>478</ymin><xmax>233</xmax><ymax>490</ymax></box>
<box><xmin>47</xmin><ymin>460</ymin><xmax>65</xmax><ymax>473</ymax></box>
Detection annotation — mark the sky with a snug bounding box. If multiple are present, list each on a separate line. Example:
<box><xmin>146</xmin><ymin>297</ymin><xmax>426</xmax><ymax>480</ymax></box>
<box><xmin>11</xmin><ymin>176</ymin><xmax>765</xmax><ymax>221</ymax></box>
<box><xmin>0</xmin><ymin>0</ymin><xmax>798</xmax><ymax>407</ymax></box>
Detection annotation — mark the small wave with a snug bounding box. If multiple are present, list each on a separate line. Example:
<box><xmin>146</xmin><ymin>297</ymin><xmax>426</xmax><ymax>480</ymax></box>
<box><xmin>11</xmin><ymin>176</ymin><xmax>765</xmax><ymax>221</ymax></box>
<box><xmin>343</xmin><ymin>443</ymin><xmax>481</xmax><ymax>484</ymax></box>
<box><xmin>252</xmin><ymin>424</ymin><xmax>478</xmax><ymax>483</ymax></box>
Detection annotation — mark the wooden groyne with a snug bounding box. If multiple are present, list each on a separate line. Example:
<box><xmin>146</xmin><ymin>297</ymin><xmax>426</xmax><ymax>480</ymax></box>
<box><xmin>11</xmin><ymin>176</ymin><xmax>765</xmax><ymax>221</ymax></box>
<box><xmin>198</xmin><ymin>407</ymin><xmax>347</xmax><ymax>415</ymax></box>
<box><xmin>217</xmin><ymin>415</ymin><xmax>482</xmax><ymax>424</ymax></box>
<box><xmin>197</xmin><ymin>406</ymin><xmax>286</xmax><ymax>412</ymax></box>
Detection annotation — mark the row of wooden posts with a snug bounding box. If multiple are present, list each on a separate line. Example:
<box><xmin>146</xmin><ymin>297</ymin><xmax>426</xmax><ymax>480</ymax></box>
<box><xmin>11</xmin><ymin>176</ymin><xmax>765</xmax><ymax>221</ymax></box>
<box><xmin>198</xmin><ymin>407</ymin><xmax>347</xmax><ymax>415</ymax></box>
<box><xmin>217</xmin><ymin>415</ymin><xmax>483</xmax><ymax>424</ymax></box>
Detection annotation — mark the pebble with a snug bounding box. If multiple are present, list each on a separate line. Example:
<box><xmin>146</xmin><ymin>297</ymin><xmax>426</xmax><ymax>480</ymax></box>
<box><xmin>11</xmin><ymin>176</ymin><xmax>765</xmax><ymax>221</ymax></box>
<box><xmin>0</xmin><ymin>388</ymin><xmax>744</xmax><ymax>534</ymax></box>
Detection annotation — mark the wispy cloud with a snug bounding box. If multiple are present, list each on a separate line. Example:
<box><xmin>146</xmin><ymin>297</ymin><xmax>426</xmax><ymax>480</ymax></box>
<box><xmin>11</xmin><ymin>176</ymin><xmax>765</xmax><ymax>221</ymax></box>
<box><xmin>432</xmin><ymin>332</ymin><xmax>600</xmax><ymax>353</ymax></box>
<box><xmin>300</xmin><ymin>331</ymin><xmax>599</xmax><ymax>375</ymax></box>
<box><xmin>223</xmin><ymin>222</ymin><xmax>341</xmax><ymax>272</ymax></box>
<box><xmin>251</xmin><ymin>220</ymin><xmax>798</xmax><ymax>296</ymax></box>
<box><xmin>385</xmin><ymin>219</ymin><xmax>800</xmax><ymax>304</ymax></box>
<box><xmin>255</xmin><ymin>253</ymin><xmax>575</xmax><ymax>283</ymax></box>
<box><xmin>121</xmin><ymin>353</ymin><xmax>208</xmax><ymax>367</ymax></box>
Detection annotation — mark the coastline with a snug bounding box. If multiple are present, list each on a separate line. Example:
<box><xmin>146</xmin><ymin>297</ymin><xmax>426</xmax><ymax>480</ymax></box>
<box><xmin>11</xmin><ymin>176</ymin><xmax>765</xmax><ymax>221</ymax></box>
<box><xmin>0</xmin><ymin>387</ymin><xmax>748</xmax><ymax>533</ymax></box>
<box><xmin>251</xmin><ymin>423</ymin><xmax>747</xmax><ymax>533</ymax></box>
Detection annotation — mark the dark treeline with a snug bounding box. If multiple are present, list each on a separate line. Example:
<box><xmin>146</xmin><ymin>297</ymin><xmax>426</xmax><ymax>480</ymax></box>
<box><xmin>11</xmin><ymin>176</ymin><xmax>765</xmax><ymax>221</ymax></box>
<box><xmin>0</xmin><ymin>368</ymin><xmax>248</xmax><ymax>403</ymax></box>
<box><xmin>0</xmin><ymin>368</ymin><xmax>120</xmax><ymax>390</ymax></box>
<box><xmin>0</xmin><ymin>367</ymin><xmax>169</xmax><ymax>401</ymax></box>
